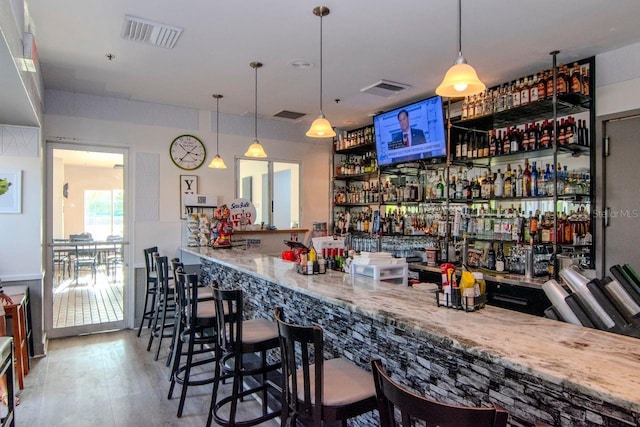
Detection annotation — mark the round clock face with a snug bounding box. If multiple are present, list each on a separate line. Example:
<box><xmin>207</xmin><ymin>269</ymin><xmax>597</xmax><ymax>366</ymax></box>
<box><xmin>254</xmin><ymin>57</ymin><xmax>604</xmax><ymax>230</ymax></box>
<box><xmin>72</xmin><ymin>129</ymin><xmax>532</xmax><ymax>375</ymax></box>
<box><xmin>170</xmin><ymin>134</ymin><xmax>206</xmax><ymax>170</ymax></box>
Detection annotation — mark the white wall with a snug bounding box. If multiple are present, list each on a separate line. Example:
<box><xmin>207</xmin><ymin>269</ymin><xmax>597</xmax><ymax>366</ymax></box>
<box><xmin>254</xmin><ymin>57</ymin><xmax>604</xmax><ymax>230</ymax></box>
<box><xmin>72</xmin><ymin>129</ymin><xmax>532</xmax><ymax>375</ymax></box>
<box><xmin>596</xmin><ymin>41</ymin><xmax>640</xmax><ymax>116</ymax></box>
<box><xmin>43</xmin><ymin>91</ymin><xmax>332</xmax><ymax>267</ymax></box>
<box><xmin>0</xmin><ymin>126</ymin><xmax>42</xmax><ymax>280</ymax></box>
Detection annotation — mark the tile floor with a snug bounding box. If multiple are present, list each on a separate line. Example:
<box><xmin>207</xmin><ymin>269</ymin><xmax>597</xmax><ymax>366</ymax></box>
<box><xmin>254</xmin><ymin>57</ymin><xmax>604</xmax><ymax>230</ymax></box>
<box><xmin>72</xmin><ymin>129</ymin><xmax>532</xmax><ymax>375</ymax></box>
<box><xmin>16</xmin><ymin>329</ymin><xmax>278</xmax><ymax>426</ymax></box>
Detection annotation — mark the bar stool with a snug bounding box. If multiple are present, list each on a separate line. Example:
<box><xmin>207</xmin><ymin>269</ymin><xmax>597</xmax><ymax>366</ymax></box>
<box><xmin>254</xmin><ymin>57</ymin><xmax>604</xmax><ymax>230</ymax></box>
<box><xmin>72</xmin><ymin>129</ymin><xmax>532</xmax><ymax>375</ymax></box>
<box><xmin>137</xmin><ymin>246</ymin><xmax>158</xmax><ymax>337</ymax></box>
<box><xmin>168</xmin><ymin>272</ymin><xmax>218</xmax><ymax>418</ymax></box>
<box><xmin>275</xmin><ymin>307</ymin><xmax>377</xmax><ymax>426</ymax></box>
<box><xmin>146</xmin><ymin>255</ymin><xmax>176</xmax><ymax>361</ymax></box>
<box><xmin>207</xmin><ymin>287</ymin><xmax>281</xmax><ymax>427</ymax></box>
<box><xmin>371</xmin><ymin>359</ymin><xmax>508</xmax><ymax>427</ymax></box>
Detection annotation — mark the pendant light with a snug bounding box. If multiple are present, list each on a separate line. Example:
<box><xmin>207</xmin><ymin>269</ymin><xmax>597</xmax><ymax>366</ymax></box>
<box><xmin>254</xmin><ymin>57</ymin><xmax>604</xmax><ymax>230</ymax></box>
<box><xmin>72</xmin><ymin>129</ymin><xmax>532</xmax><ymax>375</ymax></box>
<box><xmin>245</xmin><ymin>61</ymin><xmax>268</xmax><ymax>158</ymax></box>
<box><xmin>306</xmin><ymin>6</ymin><xmax>336</xmax><ymax>138</ymax></box>
<box><xmin>208</xmin><ymin>94</ymin><xmax>227</xmax><ymax>169</ymax></box>
<box><xmin>435</xmin><ymin>0</ymin><xmax>486</xmax><ymax>98</ymax></box>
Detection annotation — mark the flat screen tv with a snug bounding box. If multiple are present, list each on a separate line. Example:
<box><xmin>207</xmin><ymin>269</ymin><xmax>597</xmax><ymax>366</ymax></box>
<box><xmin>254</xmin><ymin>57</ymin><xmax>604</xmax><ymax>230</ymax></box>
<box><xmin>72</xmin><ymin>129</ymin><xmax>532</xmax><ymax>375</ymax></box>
<box><xmin>373</xmin><ymin>95</ymin><xmax>447</xmax><ymax>167</ymax></box>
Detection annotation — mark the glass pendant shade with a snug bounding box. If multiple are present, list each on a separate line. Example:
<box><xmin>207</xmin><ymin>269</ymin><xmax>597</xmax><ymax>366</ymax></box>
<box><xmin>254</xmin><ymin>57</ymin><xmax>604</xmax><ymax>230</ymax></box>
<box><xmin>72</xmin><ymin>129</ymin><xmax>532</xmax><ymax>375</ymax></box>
<box><xmin>245</xmin><ymin>62</ymin><xmax>268</xmax><ymax>157</ymax></box>
<box><xmin>306</xmin><ymin>114</ymin><xmax>336</xmax><ymax>138</ymax></box>
<box><xmin>244</xmin><ymin>139</ymin><xmax>267</xmax><ymax>158</ymax></box>
<box><xmin>208</xmin><ymin>154</ymin><xmax>227</xmax><ymax>169</ymax></box>
<box><xmin>307</xmin><ymin>6</ymin><xmax>334</xmax><ymax>139</ymax></box>
<box><xmin>435</xmin><ymin>0</ymin><xmax>485</xmax><ymax>98</ymax></box>
<box><xmin>435</xmin><ymin>54</ymin><xmax>486</xmax><ymax>97</ymax></box>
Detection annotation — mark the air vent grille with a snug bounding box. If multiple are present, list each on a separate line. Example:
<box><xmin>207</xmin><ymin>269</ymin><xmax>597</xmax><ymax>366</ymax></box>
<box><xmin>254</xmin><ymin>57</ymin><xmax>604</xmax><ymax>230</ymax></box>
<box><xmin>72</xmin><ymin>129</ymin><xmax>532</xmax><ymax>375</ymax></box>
<box><xmin>361</xmin><ymin>80</ymin><xmax>411</xmax><ymax>97</ymax></box>
<box><xmin>273</xmin><ymin>110</ymin><xmax>306</xmax><ymax>120</ymax></box>
<box><xmin>121</xmin><ymin>15</ymin><xmax>183</xmax><ymax>49</ymax></box>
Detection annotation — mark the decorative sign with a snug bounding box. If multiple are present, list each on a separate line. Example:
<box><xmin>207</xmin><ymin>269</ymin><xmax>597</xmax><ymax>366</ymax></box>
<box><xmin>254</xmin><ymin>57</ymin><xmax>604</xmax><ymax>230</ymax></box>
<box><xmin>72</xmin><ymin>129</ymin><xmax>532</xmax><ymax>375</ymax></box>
<box><xmin>180</xmin><ymin>175</ymin><xmax>198</xmax><ymax>219</ymax></box>
<box><xmin>229</xmin><ymin>198</ymin><xmax>257</xmax><ymax>230</ymax></box>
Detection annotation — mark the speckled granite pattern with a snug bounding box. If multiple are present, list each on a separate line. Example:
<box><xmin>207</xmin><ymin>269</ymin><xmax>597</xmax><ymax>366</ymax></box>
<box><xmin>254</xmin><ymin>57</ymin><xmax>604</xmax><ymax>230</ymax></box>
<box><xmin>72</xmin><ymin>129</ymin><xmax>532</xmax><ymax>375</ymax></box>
<box><xmin>183</xmin><ymin>247</ymin><xmax>640</xmax><ymax>427</ymax></box>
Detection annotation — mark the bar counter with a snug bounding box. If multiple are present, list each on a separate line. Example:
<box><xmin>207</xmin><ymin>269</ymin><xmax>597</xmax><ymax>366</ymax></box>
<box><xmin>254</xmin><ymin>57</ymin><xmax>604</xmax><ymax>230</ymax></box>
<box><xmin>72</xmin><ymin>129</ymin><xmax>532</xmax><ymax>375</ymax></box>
<box><xmin>182</xmin><ymin>246</ymin><xmax>640</xmax><ymax>427</ymax></box>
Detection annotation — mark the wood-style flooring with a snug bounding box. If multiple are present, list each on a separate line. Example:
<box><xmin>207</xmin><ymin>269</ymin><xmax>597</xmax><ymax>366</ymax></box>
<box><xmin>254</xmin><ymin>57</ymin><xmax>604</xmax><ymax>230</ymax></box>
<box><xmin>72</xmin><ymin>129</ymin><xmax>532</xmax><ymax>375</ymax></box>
<box><xmin>16</xmin><ymin>329</ymin><xmax>278</xmax><ymax>426</ymax></box>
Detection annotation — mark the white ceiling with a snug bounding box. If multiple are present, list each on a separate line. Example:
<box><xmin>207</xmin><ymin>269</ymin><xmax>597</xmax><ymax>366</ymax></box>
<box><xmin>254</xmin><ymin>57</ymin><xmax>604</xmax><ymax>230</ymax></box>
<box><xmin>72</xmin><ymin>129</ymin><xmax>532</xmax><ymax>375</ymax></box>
<box><xmin>25</xmin><ymin>0</ymin><xmax>640</xmax><ymax>130</ymax></box>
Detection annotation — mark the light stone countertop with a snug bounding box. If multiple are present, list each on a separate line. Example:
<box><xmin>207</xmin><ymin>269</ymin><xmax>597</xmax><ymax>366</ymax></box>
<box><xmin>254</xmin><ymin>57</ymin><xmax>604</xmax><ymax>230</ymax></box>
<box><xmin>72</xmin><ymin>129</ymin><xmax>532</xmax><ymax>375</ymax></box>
<box><xmin>183</xmin><ymin>246</ymin><xmax>640</xmax><ymax>413</ymax></box>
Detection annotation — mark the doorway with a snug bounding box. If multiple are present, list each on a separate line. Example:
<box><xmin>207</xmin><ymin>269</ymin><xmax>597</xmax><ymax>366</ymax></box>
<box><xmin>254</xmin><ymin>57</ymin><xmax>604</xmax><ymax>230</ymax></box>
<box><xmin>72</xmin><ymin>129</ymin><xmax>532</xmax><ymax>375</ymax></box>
<box><xmin>45</xmin><ymin>143</ymin><xmax>129</xmax><ymax>338</ymax></box>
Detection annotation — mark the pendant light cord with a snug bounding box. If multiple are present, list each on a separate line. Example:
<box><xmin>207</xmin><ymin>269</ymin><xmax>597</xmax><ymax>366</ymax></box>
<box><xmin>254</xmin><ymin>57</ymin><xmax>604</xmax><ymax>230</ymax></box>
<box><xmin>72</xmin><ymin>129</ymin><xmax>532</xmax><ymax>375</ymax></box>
<box><xmin>319</xmin><ymin>8</ymin><xmax>324</xmax><ymax>115</ymax></box>
<box><xmin>216</xmin><ymin>97</ymin><xmax>220</xmax><ymax>154</ymax></box>
<box><xmin>254</xmin><ymin>65</ymin><xmax>258</xmax><ymax>140</ymax></box>
<box><xmin>457</xmin><ymin>0</ymin><xmax>462</xmax><ymax>56</ymax></box>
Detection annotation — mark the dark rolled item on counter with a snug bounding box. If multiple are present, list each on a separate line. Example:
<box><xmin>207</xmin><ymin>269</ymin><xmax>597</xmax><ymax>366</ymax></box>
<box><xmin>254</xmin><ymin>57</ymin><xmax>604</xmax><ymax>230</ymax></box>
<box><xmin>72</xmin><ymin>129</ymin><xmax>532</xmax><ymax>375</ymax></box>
<box><xmin>564</xmin><ymin>294</ymin><xmax>595</xmax><ymax>329</ymax></box>
<box><xmin>611</xmin><ymin>264</ymin><xmax>640</xmax><ymax>305</ymax></box>
<box><xmin>600</xmin><ymin>276</ymin><xmax>640</xmax><ymax>323</ymax></box>
<box><xmin>585</xmin><ymin>279</ymin><xmax>629</xmax><ymax>329</ymax></box>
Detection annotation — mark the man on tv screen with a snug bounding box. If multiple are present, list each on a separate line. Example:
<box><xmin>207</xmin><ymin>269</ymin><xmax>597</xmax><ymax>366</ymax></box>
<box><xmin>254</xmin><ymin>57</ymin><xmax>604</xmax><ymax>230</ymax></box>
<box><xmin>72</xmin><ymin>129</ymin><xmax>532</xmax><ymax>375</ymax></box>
<box><xmin>392</xmin><ymin>109</ymin><xmax>426</xmax><ymax>147</ymax></box>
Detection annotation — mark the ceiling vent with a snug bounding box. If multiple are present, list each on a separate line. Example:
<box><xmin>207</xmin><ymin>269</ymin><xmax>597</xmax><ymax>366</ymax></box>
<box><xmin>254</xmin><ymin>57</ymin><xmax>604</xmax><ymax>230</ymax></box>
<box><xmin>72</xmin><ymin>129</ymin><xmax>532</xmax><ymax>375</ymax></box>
<box><xmin>121</xmin><ymin>15</ymin><xmax>184</xmax><ymax>49</ymax></box>
<box><xmin>273</xmin><ymin>110</ymin><xmax>307</xmax><ymax>121</ymax></box>
<box><xmin>361</xmin><ymin>80</ymin><xmax>411</xmax><ymax>97</ymax></box>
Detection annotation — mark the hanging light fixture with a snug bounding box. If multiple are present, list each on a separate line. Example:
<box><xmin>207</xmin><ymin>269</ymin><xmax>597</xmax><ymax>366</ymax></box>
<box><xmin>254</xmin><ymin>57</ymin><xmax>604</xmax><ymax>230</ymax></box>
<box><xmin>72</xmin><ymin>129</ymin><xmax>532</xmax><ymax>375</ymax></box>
<box><xmin>435</xmin><ymin>0</ymin><xmax>486</xmax><ymax>98</ymax></box>
<box><xmin>245</xmin><ymin>61</ymin><xmax>268</xmax><ymax>158</ymax></box>
<box><xmin>306</xmin><ymin>6</ymin><xmax>336</xmax><ymax>138</ymax></box>
<box><xmin>208</xmin><ymin>94</ymin><xmax>228</xmax><ymax>169</ymax></box>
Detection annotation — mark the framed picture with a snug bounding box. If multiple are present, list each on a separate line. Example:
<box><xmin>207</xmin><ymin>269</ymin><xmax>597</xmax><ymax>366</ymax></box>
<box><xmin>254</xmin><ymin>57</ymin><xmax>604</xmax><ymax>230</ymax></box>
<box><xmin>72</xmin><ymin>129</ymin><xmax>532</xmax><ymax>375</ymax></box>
<box><xmin>180</xmin><ymin>175</ymin><xmax>198</xmax><ymax>219</ymax></box>
<box><xmin>0</xmin><ymin>170</ymin><xmax>22</xmax><ymax>214</ymax></box>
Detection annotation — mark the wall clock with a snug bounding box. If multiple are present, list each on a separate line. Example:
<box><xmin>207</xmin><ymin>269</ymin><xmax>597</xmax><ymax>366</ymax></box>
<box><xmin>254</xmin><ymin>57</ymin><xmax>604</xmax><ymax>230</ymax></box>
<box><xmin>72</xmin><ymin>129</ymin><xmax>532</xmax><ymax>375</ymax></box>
<box><xmin>169</xmin><ymin>134</ymin><xmax>206</xmax><ymax>170</ymax></box>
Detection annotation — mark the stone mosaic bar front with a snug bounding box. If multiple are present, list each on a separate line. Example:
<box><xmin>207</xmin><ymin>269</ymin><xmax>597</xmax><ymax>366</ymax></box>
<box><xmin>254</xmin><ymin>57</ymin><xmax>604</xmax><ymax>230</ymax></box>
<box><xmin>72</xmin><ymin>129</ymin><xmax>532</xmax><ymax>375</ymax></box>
<box><xmin>183</xmin><ymin>246</ymin><xmax>640</xmax><ymax>427</ymax></box>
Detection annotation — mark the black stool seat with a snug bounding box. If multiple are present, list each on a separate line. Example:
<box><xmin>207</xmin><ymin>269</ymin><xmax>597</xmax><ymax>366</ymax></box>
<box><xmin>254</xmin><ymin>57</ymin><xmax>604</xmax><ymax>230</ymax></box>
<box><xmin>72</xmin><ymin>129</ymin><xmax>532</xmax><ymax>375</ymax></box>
<box><xmin>207</xmin><ymin>287</ymin><xmax>281</xmax><ymax>427</ymax></box>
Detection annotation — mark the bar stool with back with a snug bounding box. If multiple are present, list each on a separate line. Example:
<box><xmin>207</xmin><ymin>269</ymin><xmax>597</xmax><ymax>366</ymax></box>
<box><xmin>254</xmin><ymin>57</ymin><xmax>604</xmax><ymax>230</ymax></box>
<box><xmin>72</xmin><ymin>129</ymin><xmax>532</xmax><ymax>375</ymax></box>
<box><xmin>371</xmin><ymin>358</ymin><xmax>509</xmax><ymax>427</ymax></box>
<box><xmin>137</xmin><ymin>246</ymin><xmax>159</xmax><ymax>337</ymax></box>
<box><xmin>146</xmin><ymin>255</ymin><xmax>176</xmax><ymax>361</ymax></box>
<box><xmin>167</xmin><ymin>271</ymin><xmax>218</xmax><ymax>418</ymax></box>
<box><xmin>207</xmin><ymin>286</ymin><xmax>281</xmax><ymax>427</ymax></box>
<box><xmin>274</xmin><ymin>307</ymin><xmax>377</xmax><ymax>427</ymax></box>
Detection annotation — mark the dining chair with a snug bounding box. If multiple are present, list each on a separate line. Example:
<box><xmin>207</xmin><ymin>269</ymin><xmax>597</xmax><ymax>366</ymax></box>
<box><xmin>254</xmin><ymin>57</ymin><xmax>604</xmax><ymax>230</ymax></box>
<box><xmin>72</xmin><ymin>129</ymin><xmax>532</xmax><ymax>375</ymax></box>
<box><xmin>275</xmin><ymin>307</ymin><xmax>377</xmax><ymax>427</ymax></box>
<box><xmin>371</xmin><ymin>358</ymin><xmax>509</xmax><ymax>427</ymax></box>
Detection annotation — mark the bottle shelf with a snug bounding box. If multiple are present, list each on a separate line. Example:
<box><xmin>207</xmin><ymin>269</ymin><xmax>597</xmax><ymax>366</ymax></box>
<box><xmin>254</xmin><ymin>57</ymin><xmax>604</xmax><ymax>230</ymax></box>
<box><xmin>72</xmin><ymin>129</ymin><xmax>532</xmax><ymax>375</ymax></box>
<box><xmin>458</xmin><ymin>93</ymin><xmax>591</xmax><ymax>130</ymax></box>
<box><xmin>333</xmin><ymin>171</ymin><xmax>378</xmax><ymax>181</ymax></box>
<box><xmin>334</xmin><ymin>203</ymin><xmax>376</xmax><ymax>207</ymax></box>
<box><xmin>334</xmin><ymin>142</ymin><xmax>376</xmax><ymax>155</ymax></box>
<box><xmin>451</xmin><ymin>145</ymin><xmax>590</xmax><ymax>167</ymax></box>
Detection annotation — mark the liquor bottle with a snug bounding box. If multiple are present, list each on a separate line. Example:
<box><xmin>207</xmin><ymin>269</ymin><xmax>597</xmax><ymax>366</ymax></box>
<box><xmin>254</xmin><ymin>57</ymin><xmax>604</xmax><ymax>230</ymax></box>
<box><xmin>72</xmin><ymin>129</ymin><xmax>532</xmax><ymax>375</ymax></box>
<box><xmin>529</xmin><ymin>211</ymin><xmax>539</xmax><ymax>244</ymax></box>
<box><xmin>472</xmin><ymin>174</ymin><xmax>481</xmax><ymax>199</ymax></box>
<box><xmin>570</xmin><ymin>62</ymin><xmax>582</xmax><ymax>94</ymax></box>
<box><xmin>581</xmin><ymin>65</ymin><xmax>590</xmax><ymax>96</ymax></box>
<box><xmin>496</xmin><ymin>130</ymin><xmax>503</xmax><ymax>155</ymax></box>
<box><xmin>558</xmin><ymin>64</ymin><xmax>569</xmax><ymax>95</ymax></box>
<box><xmin>546</xmin><ymin>67</ymin><xmax>555</xmax><ymax>99</ymax></box>
<box><xmin>461</xmin><ymin>132</ymin><xmax>468</xmax><ymax>159</ymax></box>
<box><xmin>513</xmin><ymin>80</ymin><xmax>522</xmax><ymax>108</ymax></box>
<box><xmin>503</xmin><ymin>164</ymin><xmax>513</xmax><ymax>198</ymax></box>
<box><xmin>510</xmin><ymin>126</ymin><xmax>520</xmax><ymax>153</ymax></box>
<box><xmin>436</xmin><ymin>174</ymin><xmax>445</xmax><ymax>200</ymax></box>
<box><xmin>494</xmin><ymin>169</ymin><xmax>504</xmax><ymax>198</ymax></box>
<box><xmin>481</xmin><ymin>134</ymin><xmax>489</xmax><ymax>158</ymax></box>
<box><xmin>463</xmin><ymin>170</ymin><xmax>472</xmax><ymax>200</ymax></box>
<box><xmin>496</xmin><ymin>242</ymin><xmax>506</xmax><ymax>272</ymax></box>
<box><xmin>487</xmin><ymin>242</ymin><xmax>496</xmax><ymax>270</ymax></box>
<box><xmin>455</xmin><ymin>134</ymin><xmax>462</xmax><ymax>159</ymax></box>
<box><xmin>503</xmin><ymin>128</ymin><xmax>511</xmax><ymax>153</ymax></box>
<box><xmin>515</xmin><ymin>165</ymin><xmax>523</xmax><ymax>197</ymax></box>
<box><xmin>537</xmin><ymin>71</ymin><xmax>547</xmax><ymax>100</ymax></box>
<box><xmin>520</xmin><ymin>76</ymin><xmax>530</xmax><ymax>106</ymax></box>
<box><xmin>530</xmin><ymin>74</ymin><xmax>539</xmax><ymax>102</ymax></box>
<box><xmin>531</xmin><ymin>161</ymin><xmax>539</xmax><ymax>196</ymax></box>
<box><xmin>489</xmin><ymin>130</ymin><xmax>496</xmax><ymax>157</ymax></box>
<box><xmin>537</xmin><ymin>165</ymin><xmax>546</xmax><ymax>196</ymax></box>
<box><xmin>540</xmin><ymin>120</ymin><xmax>551</xmax><ymax>149</ymax></box>
<box><xmin>461</xmin><ymin>97</ymin><xmax>469</xmax><ymax>120</ymax></box>
<box><xmin>455</xmin><ymin>169</ymin><xmax>464</xmax><ymax>200</ymax></box>
<box><xmin>523</xmin><ymin>159</ymin><xmax>532</xmax><ymax>197</ymax></box>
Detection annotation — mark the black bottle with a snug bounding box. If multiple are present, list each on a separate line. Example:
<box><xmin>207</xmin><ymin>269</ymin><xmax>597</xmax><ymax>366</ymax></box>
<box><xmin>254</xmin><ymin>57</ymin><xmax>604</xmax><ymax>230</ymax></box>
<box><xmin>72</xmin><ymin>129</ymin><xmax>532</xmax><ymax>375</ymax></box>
<box><xmin>487</xmin><ymin>243</ymin><xmax>496</xmax><ymax>270</ymax></box>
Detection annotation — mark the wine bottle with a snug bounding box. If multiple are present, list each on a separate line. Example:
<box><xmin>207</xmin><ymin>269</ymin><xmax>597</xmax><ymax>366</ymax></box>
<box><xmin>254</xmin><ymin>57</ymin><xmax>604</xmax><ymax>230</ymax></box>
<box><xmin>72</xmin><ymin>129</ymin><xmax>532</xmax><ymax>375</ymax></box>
<box><xmin>496</xmin><ymin>242</ymin><xmax>506</xmax><ymax>272</ymax></box>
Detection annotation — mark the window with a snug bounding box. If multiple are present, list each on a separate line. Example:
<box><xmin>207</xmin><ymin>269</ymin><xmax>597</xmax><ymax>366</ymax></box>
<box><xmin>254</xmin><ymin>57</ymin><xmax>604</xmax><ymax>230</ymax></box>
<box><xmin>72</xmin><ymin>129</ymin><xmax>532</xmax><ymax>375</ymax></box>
<box><xmin>84</xmin><ymin>190</ymin><xmax>123</xmax><ymax>240</ymax></box>
<box><xmin>237</xmin><ymin>159</ymin><xmax>300</xmax><ymax>229</ymax></box>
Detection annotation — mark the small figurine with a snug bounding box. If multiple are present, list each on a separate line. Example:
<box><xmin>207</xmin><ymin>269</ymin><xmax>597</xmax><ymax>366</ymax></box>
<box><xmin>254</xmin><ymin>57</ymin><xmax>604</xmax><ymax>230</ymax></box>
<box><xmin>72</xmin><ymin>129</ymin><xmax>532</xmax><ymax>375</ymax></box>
<box><xmin>212</xmin><ymin>204</ymin><xmax>233</xmax><ymax>248</ymax></box>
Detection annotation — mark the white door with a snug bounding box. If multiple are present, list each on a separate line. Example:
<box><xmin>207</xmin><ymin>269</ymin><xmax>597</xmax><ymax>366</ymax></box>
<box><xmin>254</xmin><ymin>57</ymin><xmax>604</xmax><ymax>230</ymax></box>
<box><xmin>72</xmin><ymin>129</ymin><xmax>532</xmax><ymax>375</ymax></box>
<box><xmin>45</xmin><ymin>142</ymin><xmax>130</xmax><ymax>338</ymax></box>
